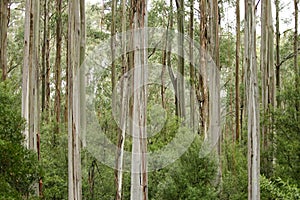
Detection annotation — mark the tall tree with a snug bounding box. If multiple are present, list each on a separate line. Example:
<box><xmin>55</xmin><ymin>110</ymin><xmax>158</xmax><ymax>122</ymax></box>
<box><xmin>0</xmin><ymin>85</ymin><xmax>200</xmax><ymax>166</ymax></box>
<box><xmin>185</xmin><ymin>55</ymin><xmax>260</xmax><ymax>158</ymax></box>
<box><xmin>294</xmin><ymin>0</ymin><xmax>299</xmax><ymax>113</ymax></box>
<box><xmin>245</xmin><ymin>0</ymin><xmax>260</xmax><ymax>199</ymax></box>
<box><xmin>80</xmin><ymin>0</ymin><xmax>86</xmax><ymax>148</ymax></box>
<box><xmin>0</xmin><ymin>0</ymin><xmax>9</xmax><ymax>81</ymax></box>
<box><xmin>111</xmin><ymin>0</ymin><xmax>116</xmax><ymax>91</ymax></box>
<box><xmin>199</xmin><ymin>0</ymin><xmax>209</xmax><ymax>138</ymax></box>
<box><xmin>115</xmin><ymin>0</ymin><xmax>128</xmax><ymax>199</ymax></box>
<box><xmin>189</xmin><ymin>0</ymin><xmax>195</xmax><ymax>128</ymax></box>
<box><xmin>261</xmin><ymin>0</ymin><xmax>275</xmax><ymax>175</ymax></box>
<box><xmin>130</xmin><ymin>0</ymin><xmax>148</xmax><ymax>199</ymax></box>
<box><xmin>235</xmin><ymin>0</ymin><xmax>240</xmax><ymax>141</ymax></box>
<box><xmin>275</xmin><ymin>0</ymin><xmax>281</xmax><ymax>107</ymax></box>
<box><xmin>54</xmin><ymin>0</ymin><xmax>62</xmax><ymax>135</ymax></box>
<box><xmin>67</xmin><ymin>0</ymin><xmax>84</xmax><ymax>199</ymax></box>
<box><xmin>22</xmin><ymin>0</ymin><xmax>40</xmax><ymax>195</ymax></box>
<box><xmin>41</xmin><ymin>0</ymin><xmax>48</xmax><ymax>113</ymax></box>
<box><xmin>175</xmin><ymin>0</ymin><xmax>185</xmax><ymax>119</ymax></box>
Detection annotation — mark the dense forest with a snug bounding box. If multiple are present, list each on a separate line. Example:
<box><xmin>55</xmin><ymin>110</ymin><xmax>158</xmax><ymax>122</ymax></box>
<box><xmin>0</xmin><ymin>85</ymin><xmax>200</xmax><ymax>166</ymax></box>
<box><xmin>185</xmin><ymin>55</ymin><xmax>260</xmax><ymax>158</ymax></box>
<box><xmin>0</xmin><ymin>0</ymin><xmax>299</xmax><ymax>199</ymax></box>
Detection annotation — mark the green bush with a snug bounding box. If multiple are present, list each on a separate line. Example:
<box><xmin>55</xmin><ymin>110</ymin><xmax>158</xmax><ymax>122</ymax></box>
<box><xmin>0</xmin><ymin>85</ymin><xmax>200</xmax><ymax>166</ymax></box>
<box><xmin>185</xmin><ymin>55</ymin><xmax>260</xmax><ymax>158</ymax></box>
<box><xmin>0</xmin><ymin>82</ymin><xmax>40</xmax><ymax>199</ymax></box>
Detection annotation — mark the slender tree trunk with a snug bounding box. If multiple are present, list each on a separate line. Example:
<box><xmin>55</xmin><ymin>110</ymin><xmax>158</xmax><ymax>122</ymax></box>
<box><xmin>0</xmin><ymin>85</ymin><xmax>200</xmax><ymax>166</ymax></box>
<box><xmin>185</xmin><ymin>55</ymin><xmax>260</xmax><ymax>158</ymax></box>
<box><xmin>176</xmin><ymin>0</ymin><xmax>185</xmax><ymax>119</ymax></box>
<box><xmin>45</xmin><ymin>12</ymin><xmax>50</xmax><ymax>118</ymax></box>
<box><xmin>0</xmin><ymin>0</ymin><xmax>8</xmax><ymax>81</ymax></box>
<box><xmin>275</xmin><ymin>0</ymin><xmax>281</xmax><ymax>107</ymax></box>
<box><xmin>22</xmin><ymin>0</ymin><xmax>30</xmax><ymax>149</ymax></box>
<box><xmin>54</xmin><ymin>0</ymin><xmax>62</xmax><ymax>136</ymax></box>
<box><xmin>235</xmin><ymin>0</ymin><xmax>240</xmax><ymax>142</ymax></box>
<box><xmin>68</xmin><ymin>0</ymin><xmax>82</xmax><ymax>199</ymax></box>
<box><xmin>111</xmin><ymin>0</ymin><xmax>116</xmax><ymax>91</ymax></box>
<box><xmin>200</xmin><ymin>0</ymin><xmax>209</xmax><ymax>138</ymax></box>
<box><xmin>294</xmin><ymin>0</ymin><xmax>299</xmax><ymax>113</ymax></box>
<box><xmin>261</xmin><ymin>0</ymin><xmax>275</xmax><ymax>177</ymax></box>
<box><xmin>245</xmin><ymin>0</ymin><xmax>260</xmax><ymax>199</ymax></box>
<box><xmin>115</xmin><ymin>0</ymin><xmax>127</xmax><ymax>199</ymax></box>
<box><xmin>41</xmin><ymin>0</ymin><xmax>48</xmax><ymax>112</ymax></box>
<box><xmin>22</xmin><ymin>0</ymin><xmax>40</xmax><ymax>195</ymax></box>
<box><xmin>208</xmin><ymin>0</ymin><xmax>221</xmax><ymax>185</ymax></box>
<box><xmin>80</xmin><ymin>0</ymin><xmax>86</xmax><ymax>148</ymax></box>
<box><xmin>167</xmin><ymin>0</ymin><xmax>175</xmax><ymax>110</ymax></box>
<box><xmin>130</xmin><ymin>1</ymin><xmax>148</xmax><ymax>200</ymax></box>
<box><xmin>189</xmin><ymin>0</ymin><xmax>195</xmax><ymax>129</ymax></box>
<box><xmin>65</xmin><ymin>31</ymin><xmax>69</xmax><ymax>124</ymax></box>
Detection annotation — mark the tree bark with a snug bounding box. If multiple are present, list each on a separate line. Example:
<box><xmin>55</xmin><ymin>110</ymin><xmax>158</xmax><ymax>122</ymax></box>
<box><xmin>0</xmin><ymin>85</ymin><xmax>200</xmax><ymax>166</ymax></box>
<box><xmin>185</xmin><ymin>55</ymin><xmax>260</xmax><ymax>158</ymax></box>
<box><xmin>245</xmin><ymin>0</ymin><xmax>260</xmax><ymax>199</ymax></box>
<box><xmin>294</xmin><ymin>0</ymin><xmax>299</xmax><ymax>113</ymax></box>
<box><xmin>22</xmin><ymin>0</ymin><xmax>40</xmax><ymax>195</ymax></box>
<box><xmin>68</xmin><ymin>0</ymin><xmax>82</xmax><ymax>199</ymax></box>
<box><xmin>111</xmin><ymin>0</ymin><xmax>116</xmax><ymax>91</ymax></box>
<box><xmin>275</xmin><ymin>0</ymin><xmax>281</xmax><ymax>107</ymax></box>
<box><xmin>200</xmin><ymin>0</ymin><xmax>209</xmax><ymax>138</ymax></box>
<box><xmin>41</xmin><ymin>0</ymin><xmax>48</xmax><ymax>113</ymax></box>
<box><xmin>130</xmin><ymin>0</ymin><xmax>148</xmax><ymax>200</ymax></box>
<box><xmin>235</xmin><ymin>0</ymin><xmax>240</xmax><ymax>142</ymax></box>
<box><xmin>189</xmin><ymin>0</ymin><xmax>195</xmax><ymax>129</ymax></box>
<box><xmin>80</xmin><ymin>0</ymin><xmax>86</xmax><ymax>148</ymax></box>
<box><xmin>176</xmin><ymin>0</ymin><xmax>185</xmax><ymax>119</ymax></box>
<box><xmin>115</xmin><ymin>0</ymin><xmax>127</xmax><ymax>199</ymax></box>
<box><xmin>54</xmin><ymin>0</ymin><xmax>62</xmax><ymax>136</ymax></box>
<box><xmin>0</xmin><ymin>0</ymin><xmax>8</xmax><ymax>81</ymax></box>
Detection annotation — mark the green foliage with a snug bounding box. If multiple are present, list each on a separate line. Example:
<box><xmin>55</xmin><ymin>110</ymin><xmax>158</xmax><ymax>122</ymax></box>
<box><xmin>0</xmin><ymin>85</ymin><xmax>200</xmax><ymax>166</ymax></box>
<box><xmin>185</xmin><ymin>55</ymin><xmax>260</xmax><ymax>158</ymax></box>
<box><xmin>0</xmin><ymin>82</ymin><xmax>40</xmax><ymax>199</ymax></box>
<box><xmin>40</xmin><ymin>123</ymin><xmax>68</xmax><ymax>199</ymax></box>
<box><xmin>273</xmin><ymin>87</ymin><xmax>300</xmax><ymax>186</ymax></box>
<box><xmin>150</xmin><ymin>136</ymin><xmax>219</xmax><ymax>200</ymax></box>
<box><xmin>220</xmin><ymin>142</ymin><xmax>248</xmax><ymax>200</ymax></box>
<box><xmin>261</xmin><ymin>175</ymin><xmax>300</xmax><ymax>200</ymax></box>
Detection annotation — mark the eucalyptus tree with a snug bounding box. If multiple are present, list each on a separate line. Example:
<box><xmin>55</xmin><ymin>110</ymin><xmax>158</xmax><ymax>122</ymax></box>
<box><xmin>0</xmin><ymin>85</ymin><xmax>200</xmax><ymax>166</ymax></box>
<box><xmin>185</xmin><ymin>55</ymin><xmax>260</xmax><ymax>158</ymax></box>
<box><xmin>199</xmin><ymin>0</ymin><xmax>209</xmax><ymax>138</ymax></box>
<box><xmin>130</xmin><ymin>0</ymin><xmax>148</xmax><ymax>199</ymax></box>
<box><xmin>261</xmin><ymin>0</ymin><xmax>275</xmax><ymax>176</ymax></box>
<box><xmin>115</xmin><ymin>0</ymin><xmax>128</xmax><ymax>199</ymax></box>
<box><xmin>0</xmin><ymin>0</ymin><xmax>9</xmax><ymax>81</ymax></box>
<box><xmin>275</xmin><ymin>0</ymin><xmax>281</xmax><ymax>106</ymax></box>
<box><xmin>294</xmin><ymin>0</ymin><xmax>299</xmax><ymax>114</ymax></box>
<box><xmin>235</xmin><ymin>0</ymin><xmax>241</xmax><ymax>141</ymax></box>
<box><xmin>54</xmin><ymin>0</ymin><xmax>63</xmax><ymax>134</ymax></box>
<box><xmin>244</xmin><ymin>0</ymin><xmax>260</xmax><ymax>199</ymax></box>
<box><xmin>176</xmin><ymin>0</ymin><xmax>185</xmax><ymax>119</ymax></box>
<box><xmin>22</xmin><ymin>0</ymin><xmax>40</xmax><ymax>195</ymax></box>
<box><xmin>67</xmin><ymin>0</ymin><xmax>85</xmax><ymax>199</ymax></box>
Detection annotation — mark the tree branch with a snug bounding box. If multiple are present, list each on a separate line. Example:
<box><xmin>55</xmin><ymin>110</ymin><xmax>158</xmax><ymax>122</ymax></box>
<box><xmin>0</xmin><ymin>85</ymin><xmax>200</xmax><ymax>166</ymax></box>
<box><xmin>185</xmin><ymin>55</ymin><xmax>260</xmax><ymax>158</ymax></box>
<box><xmin>276</xmin><ymin>47</ymin><xmax>300</xmax><ymax>68</ymax></box>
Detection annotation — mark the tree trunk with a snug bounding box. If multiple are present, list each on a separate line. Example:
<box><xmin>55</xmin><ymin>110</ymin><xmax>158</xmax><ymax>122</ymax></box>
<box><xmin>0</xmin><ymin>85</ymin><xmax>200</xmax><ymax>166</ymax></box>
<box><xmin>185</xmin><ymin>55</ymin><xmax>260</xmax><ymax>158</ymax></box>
<box><xmin>189</xmin><ymin>0</ymin><xmax>195</xmax><ymax>129</ymax></box>
<box><xmin>245</xmin><ymin>0</ymin><xmax>260</xmax><ymax>199</ymax></box>
<box><xmin>68</xmin><ymin>0</ymin><xmax>82</xmax><ymax>199</ymax></box>
<box><xmin>80</xmin><ymin>0</ymin><xmax>86</xmax><ymax>148</ymax></box>
<box><xmin>261</xmin><ymin>0</ymin><xmax>275</xmax><ymax>177</ymax></box>
<box><xmin>111</xmin><ymin>0</ymin><xmax>116</xmax><ymax>92</ymax></box>
<box><xmin>44</xmin><ymin>0</ymin><xmax>50</xmax><ymax>118</ymax></box>
<box><xmin>41</xmin><ymin>0</ymin><xmax>48</xmax><ymax>113</ymax></box>
<box><xmin>176</xmin><ymin>0</ymin><xmax>185</xmax><ymax>119</ymax></box>
<box><xmin>200</xmin><ymin>0</ymin><xmax>209</xmax><ymax>138</ymax></box>
<box><xmin>235</xmin><ymin>0</ymin><xmax>240</xmax><ymax>142</ymax></box>
<box><xmin>54</xmin><ymin>0</ymin><xmax>62</xmax><ymax>136</ymax></box>
<box><xmin>0</xmin><ymin>0</ymin><xmax>8</xmax><ymax>81</ymax></box>
<box><xmin>208</xmin><ymin>0</ymin><xmax>221</xmax><ymax>185</ymax></box>
<box><xmin>115</xmin><ymin>0</ymin><xmax>127</xmax><ymax>199</ymax></box>
<box><xmin>130</xmin><ymin>0</ymin><xmax>148</xmax><ymax>200</ymax></box>
<box><xmin>275</xmin><ymin>0</ymin><xmax>281</xmax><ymax>107</ymax></box>
<box><xmin>22</xmin><ymin>0</ymin><xmax>40</xmax><ymax>195</ymax></box>
<box><xmin>294</xmin><ymin>0</ymin><xmax>299</xmax><ymax>113</ymax></box>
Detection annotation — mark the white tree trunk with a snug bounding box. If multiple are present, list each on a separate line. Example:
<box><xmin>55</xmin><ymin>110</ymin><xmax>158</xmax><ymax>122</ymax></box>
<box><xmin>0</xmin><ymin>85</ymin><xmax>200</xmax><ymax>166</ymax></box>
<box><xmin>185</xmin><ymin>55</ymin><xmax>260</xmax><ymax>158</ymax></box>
<box><xmin>68</xmin><ymin>0</ymin><xmax>83</xmax><ymax>199</ymax></box>
<box><xmin>130</xmin><ymin>1</ymin><xmax>148</xmax><ymax>200</ymax></box>
<box><xmin>245</xmin><ymin>0</ymin><xmax>260</xmax><ymax>199</ymax></box>
<box><xmin>115</xmin><ymin>0</ymin><xmax>128</xmax><ymax>199</ymax></box>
